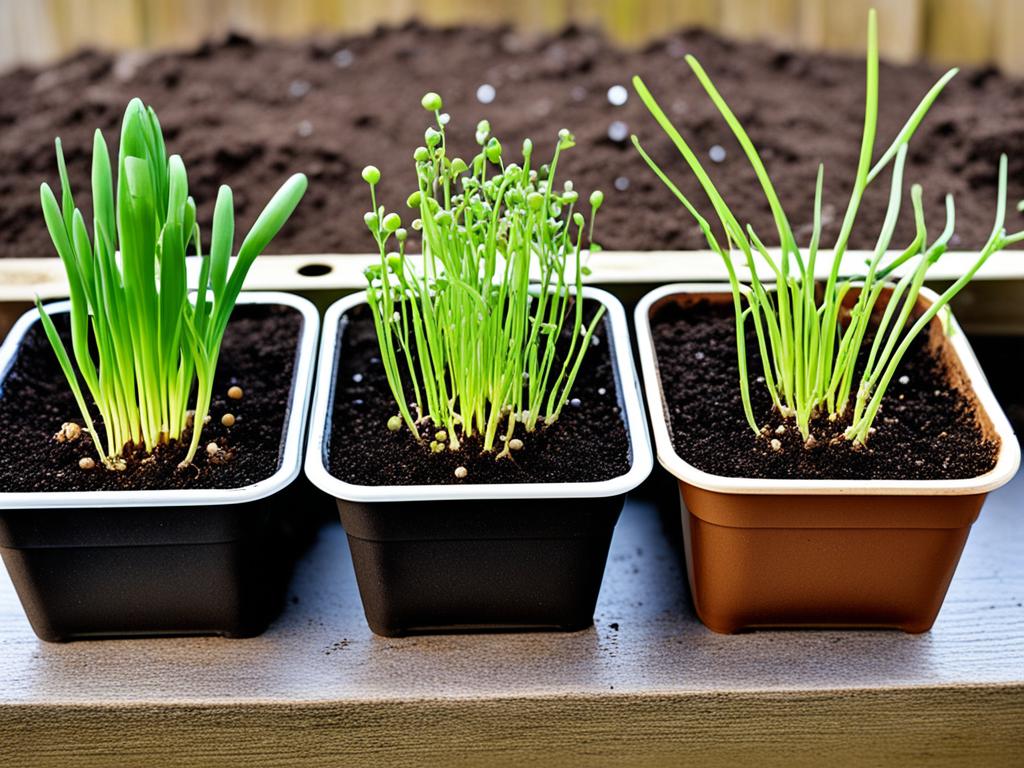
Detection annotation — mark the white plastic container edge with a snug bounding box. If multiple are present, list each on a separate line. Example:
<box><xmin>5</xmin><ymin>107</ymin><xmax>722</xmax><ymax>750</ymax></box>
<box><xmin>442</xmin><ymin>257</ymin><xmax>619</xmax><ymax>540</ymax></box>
<box><xmin>634</xmin><ymin>282</ymin><xmax>1021</xmax><ymax>497</ymax></box>
<box><xmin>305</xmin><ymin>286</ymin><xmax>654</xmax><ymax>503</ymax></box>
<box><xmin>0</xmin><ymin>291</ymin><xmax>320</xmax><ymax>509</ymax></box>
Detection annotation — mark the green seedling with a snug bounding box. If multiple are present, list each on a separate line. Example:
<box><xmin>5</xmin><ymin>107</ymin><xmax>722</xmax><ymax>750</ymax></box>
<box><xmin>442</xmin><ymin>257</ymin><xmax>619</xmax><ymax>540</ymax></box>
<box><xmin>38</xmin><ymin>98</ymin><xmax>307</xmax><ymax>469</ymax></box>
<box><xmin>362</xmin><ymin>92</ymin><xmax>606</xmax><ymax>458</ymax></box>
<box><xmin>632</xmin><ymin>9</ymin><xmax>1023</xmax><ymax>445</ymax></box>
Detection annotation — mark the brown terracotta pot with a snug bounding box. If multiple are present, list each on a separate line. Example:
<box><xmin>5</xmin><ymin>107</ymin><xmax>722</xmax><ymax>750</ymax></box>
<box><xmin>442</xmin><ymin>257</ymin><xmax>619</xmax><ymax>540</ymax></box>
<box><xmin>635</xmin><ymin>283</ymin><xmax>1020</xmax><ymax>634</ymax></box>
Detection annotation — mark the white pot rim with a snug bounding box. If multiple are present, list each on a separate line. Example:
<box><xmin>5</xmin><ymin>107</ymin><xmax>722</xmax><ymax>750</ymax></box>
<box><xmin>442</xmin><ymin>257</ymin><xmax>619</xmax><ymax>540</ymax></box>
<box><xmin>634</xmin><ymin>282</ymin><xmax>1021</xmax><ymax>496</ymax></box>
<box><xmin>304</xmin><ymin>286</ymin><xmax>654</xmax><ymax>502</ymax></box>
<box><xmin>0</xmin><ymin>291</ymin><xmax>320</xmax><ymax>509</ymax></box>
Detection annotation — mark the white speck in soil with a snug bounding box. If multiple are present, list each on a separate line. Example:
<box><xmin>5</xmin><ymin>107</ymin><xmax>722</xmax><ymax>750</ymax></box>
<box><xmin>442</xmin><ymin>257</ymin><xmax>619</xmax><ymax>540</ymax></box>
<box><xmin>607</xmin><ymin>85</ymin><xmax>628</xmax><ymax>106</ymax></box>
<box><xmin>694</xmin><ymin>351</ymin><xmax>705</xmax><ymax>360</ymax></box>
<box><xmin>607</xmin><ymin>120</ymin><xmax>629</xmax><ymax>143</ymax></box>
<box><xmin>297</xmin><ymin>120</ymin><xmax>313</xmax><ymax>137</ymax></box>
<box><xmin>899</xmin><ymin>375</ymin><xmax>910</xmax><ymax>385</ymax></box>
<box><xmin>709</xmin><ymin>145</ymin><xmax>727</xmax><ymax>163</ymax></box>
<box><xmin>597</xmin><ymin>387</ymin><xmax>607</xmax><ymax>396</ymax></box>
<box><xmin>570</xmin><ymin>85</ymin><xmax>588</xmax><ymax>102</ymax></box>
<box><xmin>614</xmin><ymin>175</ymin><xmax>630</xmax><ymax>191</ymax></box>
<box><xmin>333</xmin><ymin>49</ymin><xmax>354</xmax><ymax>68</ymax></box>
<box><xmin>671</xmin><ymin>100</ymin><xmax>688</xmax><ymax>116</ymax></box>
<box><xmin>569</xmin><ymin>398</ymin><xmax>582</xmax><ymax>409</ymax></box>
<box><xmin>476</xmin><ymin>83</ymin><xmax>496</xmax><ymax>104</ymax></box>
<box><xmin>289</xmin><ymin>79</ymin><xmax>311</xmax><ymax>98</ymax></box>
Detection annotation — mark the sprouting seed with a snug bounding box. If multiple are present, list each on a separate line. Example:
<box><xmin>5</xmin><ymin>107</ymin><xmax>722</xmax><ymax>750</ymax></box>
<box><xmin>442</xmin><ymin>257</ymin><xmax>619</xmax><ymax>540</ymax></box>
<box><xmin>221</xmin><ymin>413</ymin><xmax>236</xmax><ymax>427</ymax></box>
<box><xmin>228</xmin><ymin>386</ymin><xmax>244</xmax><ymax>400</ymax></box>
<box><xmin>56</xmin><ymin>422</ymin><xmax>81</xmax><ymax>442</ymax></box>
<box><xmin>362</xmin><ymin>165</ymin><xmax>381</xmax><ymax>185</ymax></box>
<box><xmin>421</xmin><ymin>92</ymin><xmax>443</xmax><ymax>112</ymax></box>
<box><xmin>454</xmin><ymin>466</ymin><xmax>468</xmax><ymax>479</ymax></box>
<box><xmin>509</xmin><ymin>438</ymin><xmax>524</xmax><ymax>451</ymax></box>
<box><xmin>435</xmin><ymin>430</ymin><xmax>447</xmax><ymax>442</ymax></box>
<box><xmin>78</xmin><ymin>457</ymin><xmax>95</xmax><ymax>470</ymax></box>
<box><xmin>387</xmin><ymin>415</ymin><xmax>403</xmax><ymax>432</ymax></box>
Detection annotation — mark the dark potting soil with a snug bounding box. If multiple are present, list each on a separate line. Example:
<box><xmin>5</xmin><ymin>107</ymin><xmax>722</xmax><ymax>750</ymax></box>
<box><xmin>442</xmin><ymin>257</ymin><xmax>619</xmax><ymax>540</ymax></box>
<box><xmin>327</xmin><ymin>302</ymin><xmax>630</xmax><ymax>485</ymax></box>
<box><xmin>2</xmin><ymin>24</ymin><xmax>1023</xmax><ymax>260</ymax></box>
<box><xmin>652</xmin><ymin>299</ymin><xmax>999</xmax><ymax>481</ymax></box>
<box><xmin>0</xmin><ymin>305</ymin><xmax>301</xmax><ymax>492</ymax></box>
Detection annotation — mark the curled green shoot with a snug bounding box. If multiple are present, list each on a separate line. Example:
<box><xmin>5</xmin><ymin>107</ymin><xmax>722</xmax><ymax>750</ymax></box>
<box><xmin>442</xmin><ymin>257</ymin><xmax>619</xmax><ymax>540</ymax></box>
<box><xmin>632</xmin><ymin>9</ymin><xmax>1023</xmax><ymax>445</ymax></box>
<box><xmin>362</xmin><ymin>93</ymin><xmax>606</xmax><ymax>459</ymax></box>
<box><xmin>38</xmin><ymin>98</ymin><xmax>307</xmax><ymax>469</ymax></box>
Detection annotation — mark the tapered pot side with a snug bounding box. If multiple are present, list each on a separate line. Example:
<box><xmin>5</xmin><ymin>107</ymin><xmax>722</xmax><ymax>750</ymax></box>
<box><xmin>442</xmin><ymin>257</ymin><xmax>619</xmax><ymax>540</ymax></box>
<box><xmin>304</xmin><ymin>287</ymin><xmax>653</xmax><ymax>637</ymax></box>
<box><xmin>635</xmin><ymin>283</ymin><xmax>1020</xmax><ymax>634</ymax></box>
<box><xmin>0</xmin><ymin>292</ymin><xmax>320</xmax><ymax>642</ymax></box>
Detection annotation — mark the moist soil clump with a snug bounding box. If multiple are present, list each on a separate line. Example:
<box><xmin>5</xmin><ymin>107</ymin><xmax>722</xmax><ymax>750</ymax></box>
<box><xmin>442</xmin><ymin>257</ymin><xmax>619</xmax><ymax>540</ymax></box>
<box><xmin>328</xmin><ymin>302</ymin><xmax>630</xmax><ymax>485</ymax></box>
<box><xmin>1</xmin><ymin>24</ymin><xmax>1022</xmax><ymax>259</ymax></box>
<box><xmin>652</xmin><ymin>298</ymin><xmax>998</xmax><ymax>480</ymax></box>
<box><xmin>0</xmin><ymin>304</ymin><xmax>302</xmax><ymax>491</ymax></box>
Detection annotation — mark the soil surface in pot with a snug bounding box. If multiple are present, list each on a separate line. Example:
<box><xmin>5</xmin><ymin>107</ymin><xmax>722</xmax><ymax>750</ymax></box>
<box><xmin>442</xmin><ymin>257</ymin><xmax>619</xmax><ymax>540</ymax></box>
<box><xmin>328</xmin><ymin>302</ymin><xmax>630</xmax><ymax>485</ymax></box>
<box><xmin>2</xmin><ymin>25</ymin><xmax>1023</xmax><ymax>259</ymax></box>
<box><xmin>653</xmin><ymin>299</ymin><xmax>998</xmax><ymax>480</ymax></box>
<box><xmin>0</xmin><ymin>305</ymin><xmax>301</xmax><ymax>491</ymax></box>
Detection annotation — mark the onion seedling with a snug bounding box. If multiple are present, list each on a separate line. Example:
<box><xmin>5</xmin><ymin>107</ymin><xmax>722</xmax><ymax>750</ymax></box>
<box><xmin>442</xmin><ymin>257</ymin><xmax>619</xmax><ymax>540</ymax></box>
<box><xmin>38</xmin><ymin>98</ymin><xmax>307</xmax><ymax>469</ymax></box>
<box><xmin>632</xmin><ymin>10</ymin><xmax>1024</xmax><ymax>445</ymax></box>
<box><xmin>362</xmin><ymin>92</ymin><xmax>606</xmax><ymax>458</ymax></box>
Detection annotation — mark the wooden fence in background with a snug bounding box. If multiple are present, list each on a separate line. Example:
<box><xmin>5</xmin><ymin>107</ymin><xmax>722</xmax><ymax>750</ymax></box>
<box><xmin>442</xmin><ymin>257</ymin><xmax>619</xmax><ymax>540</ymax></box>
<box><xmin>1</xmin><ymin>0</ymin><xmax>1022</xmax><ymax>74</ymax></box>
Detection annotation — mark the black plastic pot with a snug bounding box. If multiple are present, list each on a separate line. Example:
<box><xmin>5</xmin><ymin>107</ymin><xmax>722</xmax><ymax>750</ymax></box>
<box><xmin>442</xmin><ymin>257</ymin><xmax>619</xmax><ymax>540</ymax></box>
<box><xmin>339</xmin><ymin>496</ymin><xmax>623</xmax><ymax>636</ymax></box>
<box><xmin>305</xmin><ymin>288</ymin><xmax>653</xmax><ymax>637</ymax></box>
<box><xmin>0</xmin><ymin>292</ymin><xmax>320</xmax><ymax>642</ymax></box>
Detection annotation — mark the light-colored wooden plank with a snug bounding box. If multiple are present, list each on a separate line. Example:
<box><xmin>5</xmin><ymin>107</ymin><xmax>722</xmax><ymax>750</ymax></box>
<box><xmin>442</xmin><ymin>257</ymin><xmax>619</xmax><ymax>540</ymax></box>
<box><xmin>2</xmin><ymin>251</ymin><xmax>1024</xmax><ymax>304</ymax></box>
<box><xmin>1</xmin><ymin>481</ymin><xmax>1023</xmax><ymax>765</ymax></box>
<box><xmin>995</xmin><ymin>0</ymin><xmax>1024</xmax><ymax>75</ymax></box>
<box><xmin>819</xmin><ymin>0</ymin><xmax>925</xmax><ymax>63</ymax></box>
<box><xmin>720</xmin><ymin>0</ymin><xmax>802</xmax><ymax>46</ymax></box>
<box><xmin>2</xmin><ymin>687</ymin><xmax>1023</xmax><ymax>767</ymax></box>
<box><xmin>925</xmin><ymin>0</ymin><xmax>996</xmax><ymax>67</ymax></box>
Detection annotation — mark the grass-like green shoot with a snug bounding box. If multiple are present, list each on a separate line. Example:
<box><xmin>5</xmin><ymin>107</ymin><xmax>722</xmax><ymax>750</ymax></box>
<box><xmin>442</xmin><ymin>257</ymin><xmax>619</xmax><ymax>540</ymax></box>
<box><xmin>632</xmin><ymin>9</ymin><xmax>1024</xmax><ymax>446</ymax></box>
<box><xmin>38</xmin><ymin>98</ymin><xmax>307</xmax><ymax>470</ymax></box>
<box><xmin>362</xmin><ymin>92</ymin><xmax>606</xmax><ymax>459</ymax></box>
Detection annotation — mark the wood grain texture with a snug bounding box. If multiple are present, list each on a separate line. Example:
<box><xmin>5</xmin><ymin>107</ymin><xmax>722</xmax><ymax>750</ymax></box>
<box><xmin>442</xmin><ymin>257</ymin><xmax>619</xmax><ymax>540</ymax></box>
<box><xmin>2</xmin><ymin>0</ymin><xmax>1023</xmax><ymax>74</ymax></box>
<box><xmin>1</xmin><ymin>464</ymin><xmax>1023</xmax><ymax>764</ymax></box>
<box><xmin>2</xmin><ymin>688</ymin><xmax>1023</xmax><ymax>767</ymax></box>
